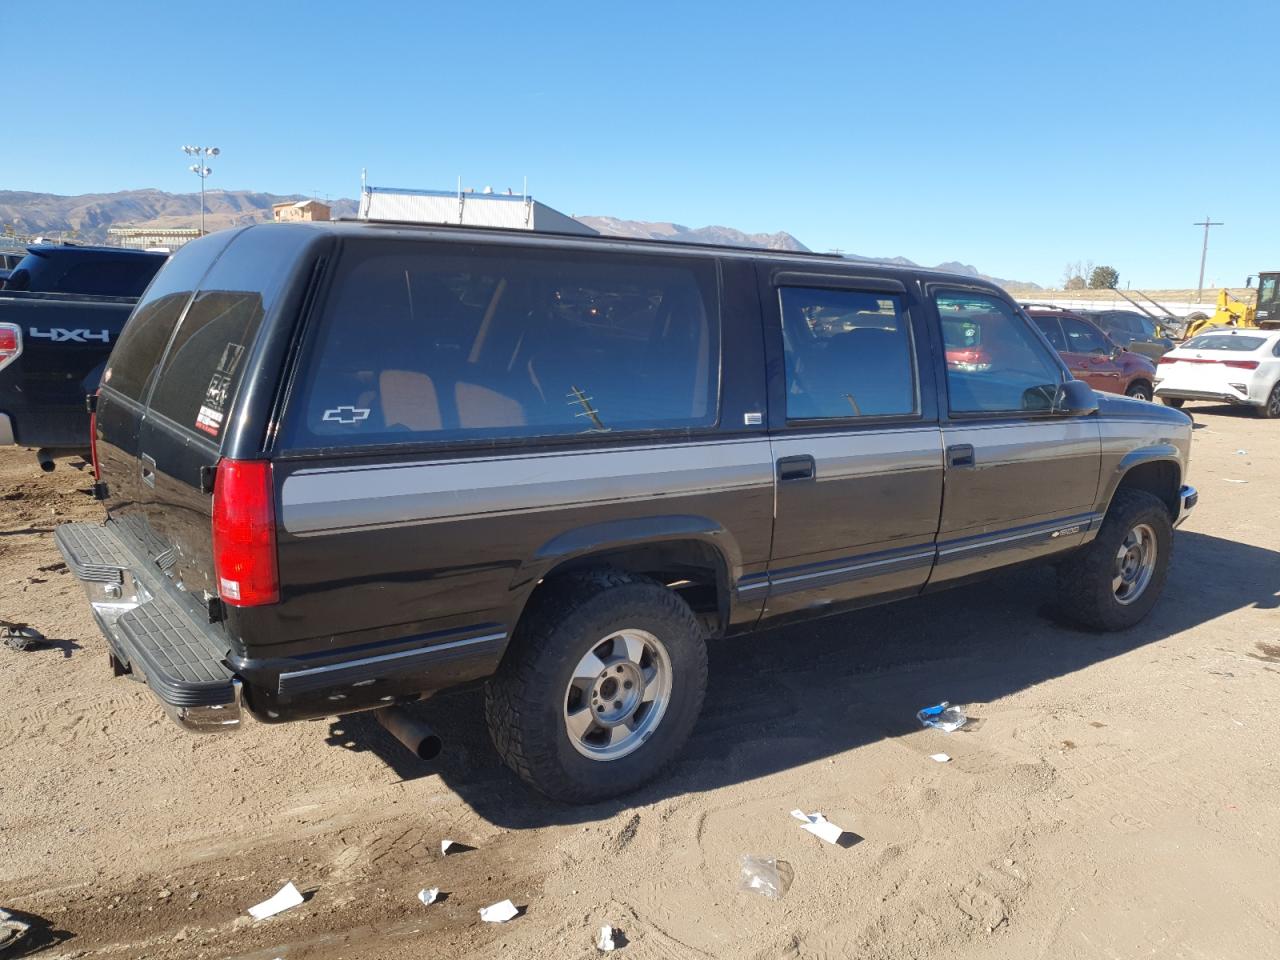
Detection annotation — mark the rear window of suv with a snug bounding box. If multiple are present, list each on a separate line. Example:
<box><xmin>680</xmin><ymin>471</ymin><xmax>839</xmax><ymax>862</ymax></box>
<box><xmin>147</xmin><ymin>226</ymin><xmax>313</xmax><ymax>439</ymax></box>
<box><xmin>104</xmin><ymin>234</ymin><xmax>232</xmax><ymax>402</ymax></box>
<box><xmin>282</xmin><ymin>241</ymin><xmax>720</xmax><ymax>449</ymax></box>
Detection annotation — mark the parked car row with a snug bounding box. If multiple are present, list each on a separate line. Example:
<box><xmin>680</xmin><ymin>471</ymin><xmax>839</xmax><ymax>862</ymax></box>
<box><xmin>49</xmin><ymin>220</ymin><xmax>1195</xmax><ymax>803</ymax></box>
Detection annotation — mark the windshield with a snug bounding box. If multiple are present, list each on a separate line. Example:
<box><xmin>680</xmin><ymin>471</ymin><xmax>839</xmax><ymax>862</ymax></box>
<box><xmin>1182</xmin><ymin>334</ymin><xmax>1265</xmax><ymax>352</ymax></box>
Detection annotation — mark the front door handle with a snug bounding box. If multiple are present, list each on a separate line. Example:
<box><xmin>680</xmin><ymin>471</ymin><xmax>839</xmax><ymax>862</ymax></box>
<box><xmin>777</xmin><ymin>454</ymin><xmax>816</xmax><ymax>482</ymax></box>
<box><xmin>947</xmin><ymin>444</ymin><xmax>975</xmax><ymax>468</ymax></box>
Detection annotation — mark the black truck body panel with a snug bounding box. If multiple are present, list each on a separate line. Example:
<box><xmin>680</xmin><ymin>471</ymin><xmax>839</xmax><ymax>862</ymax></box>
<box><xmin>56</xmin><ymin>221</ymin><xmax>1196</xmax><ymax>732</ymax></box>
<box><xmin>0</xmin><ymin>246</ymin><xmax>165</xmax><ymax>453</ymax></box>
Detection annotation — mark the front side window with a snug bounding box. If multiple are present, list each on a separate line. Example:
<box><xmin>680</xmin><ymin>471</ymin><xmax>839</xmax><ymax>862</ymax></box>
<box><xmin>1060</xmin><ymin>317</ymin><xmax>1110</xmax><ymax>355</ymax></box>
<box><xmin>284</xmin><ymin>243</ymin><xmax>719</xmax><ymax>448</ymax></box>
<box><xmin>779</xmin><ymin>287</ymin><xmax>917</xmax><ymax>420</ymax></box>
<box><xmin>937</xmin><ymin>291</ymin><xmax>1063</xmax><ymax>414</ymax></box>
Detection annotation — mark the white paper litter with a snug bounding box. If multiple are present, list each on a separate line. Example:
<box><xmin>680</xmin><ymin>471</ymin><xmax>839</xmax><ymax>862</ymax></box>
<box><xmin>790</xmin><ymin>809</ymin><xmax>846</xmax><ymax>845</ymax></box>
<box><xmin>441</xmin><ymin>839</ymin><xmax>459</xmax><ymax>855</ymax></box>
<box><xmin>1223</xmin><ymin>479</ymin><xmax>1248</xmax><ymax>484</ymax></box>
<box><xmin>597</xmin><ymin>925</ymin><xmax>617</xmax><ymax>951</ymax></box>
<box><xmin>247</xmin><ymin>881</ymin><xmax>304</xmax><ymax>920</ymax></box>
<box><xmin>479</xmin><ymin>899</ymin><xmax>519</xmax><ymax>923</ymax></box>
<box><xmin>417</xmin><ymin>887</ymin><xmax>440</xmax><ymax>906</ymax></box>
<box><xmin>930</xmin><ymin>753</ymin><xmax>952</xmax><ymax>763</ymax></box>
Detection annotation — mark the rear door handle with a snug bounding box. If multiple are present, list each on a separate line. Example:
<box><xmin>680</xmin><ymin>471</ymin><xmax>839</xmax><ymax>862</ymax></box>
<box><xmin>777</xmin><ymin>455</ymin><xmax>816</xmax><ymax>482</ymax></box>
<box><xmin>947</xmin><ymin>444</ymin><xmax>975</xmax><ymax>468</ymax></box>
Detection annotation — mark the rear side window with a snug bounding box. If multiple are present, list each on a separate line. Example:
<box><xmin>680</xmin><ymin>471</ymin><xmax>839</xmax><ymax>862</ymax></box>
<box><xmin>779</xmin><ymin>287</ymin><xmax>917</xmax><ymax>419</ymax></box>
<box><xmin>1031</xmin><ymin>316</ymin><xmax>1066</xmax><ymax>349</ymax></box>
<box><xmin>283</xmin><ymin>242</ymin><xmax>719</xmax><ymax>448</ymax></box>
<box><xmin>104</xmin><ymin>236</ymin><xmax>230</xmax><ymax>401</ymax></box>
<box><xmin>147</xmin><ymin>227</ymin><xmax>305</xmax><ymax>438</ymax></box>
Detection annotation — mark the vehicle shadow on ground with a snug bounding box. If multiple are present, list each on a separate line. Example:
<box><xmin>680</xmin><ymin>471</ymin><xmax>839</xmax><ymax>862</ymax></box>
<box><xmin>329</xmin><ymin>530</ymin><xmax>1279</xmax><ymax>828</ymax></box>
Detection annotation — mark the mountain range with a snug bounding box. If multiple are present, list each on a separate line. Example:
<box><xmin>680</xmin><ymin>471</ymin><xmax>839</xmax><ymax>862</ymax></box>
<box><xmin>0</xmin><ymin>189</ymin><xmax>1037</xmax><ymax>289</ymax></box>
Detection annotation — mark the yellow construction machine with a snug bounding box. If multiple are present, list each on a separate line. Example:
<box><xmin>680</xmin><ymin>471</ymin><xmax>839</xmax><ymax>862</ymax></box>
<box><xmin>1182</xmin><ymin>272</ymin><xmax>1280</xmax><ymax>339</ymax></box>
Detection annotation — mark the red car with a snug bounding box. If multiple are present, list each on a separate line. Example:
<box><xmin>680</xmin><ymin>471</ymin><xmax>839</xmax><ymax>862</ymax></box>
<box><xmin>1026</xmin><ymin>307</ymin><xmax>1157</xmax><ymax>401</ymax></box>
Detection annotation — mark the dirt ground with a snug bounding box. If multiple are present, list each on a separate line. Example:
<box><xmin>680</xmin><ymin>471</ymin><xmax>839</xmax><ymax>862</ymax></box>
<box><xmin>1</xmin><ymin>406</ymin><xmax>1277</xmax><ymax>960</ymax></box>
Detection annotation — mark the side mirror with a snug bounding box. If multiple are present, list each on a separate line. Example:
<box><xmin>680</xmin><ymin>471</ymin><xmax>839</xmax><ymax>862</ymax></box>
<box><xmin>1055</xmin><ymin>379</ymin><xmax>1098</xmax><ymax>416</ymax></box>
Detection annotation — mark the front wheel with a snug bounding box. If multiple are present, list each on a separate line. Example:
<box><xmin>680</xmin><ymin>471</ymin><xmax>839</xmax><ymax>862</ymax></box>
<box><xmin>1160</xmin><ymin>397</ymin><xmax>1185</xmax><ymax>409</ymax></box>
<box><xmin>485</xmin><ymin>570</ymin><xmax>708</xmax><ymax>803</ymax></box>
<box><xmin>1255</xmin><ymin>382</ymin><xmax>1280</xmax><ymax>419</ymax></box>
<box><xmin>1055</xmin><ymin>490</ymin><xmax>1172</xmax><ymax>631</ymax></box>
<box><xmin>1125</xmin><ymin>380</ymin><xmax>1153</xmax><ymax>402</ymax></box>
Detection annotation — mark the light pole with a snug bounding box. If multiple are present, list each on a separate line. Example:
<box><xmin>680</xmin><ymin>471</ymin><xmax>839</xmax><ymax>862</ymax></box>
<box><xmin>182</xmin><ymin>145</ymin><xmax>221</xmax><ymax>235</ymax></box>
<box><xmin>1193</xmin><ymin>215</ymin><xmax>1222</xmax><ymax>303</ymax></box>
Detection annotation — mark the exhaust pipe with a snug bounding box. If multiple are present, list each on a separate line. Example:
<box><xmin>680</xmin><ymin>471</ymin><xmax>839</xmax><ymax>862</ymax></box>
<box><xmin>375</xmin><ymin>705</ymin><xmax>443</xmax><ymax>761</ymax></box>
<box><xmin>35</xmin><ymin>449</ymin><xmax>56</xmax><ymax>472</ymax></box>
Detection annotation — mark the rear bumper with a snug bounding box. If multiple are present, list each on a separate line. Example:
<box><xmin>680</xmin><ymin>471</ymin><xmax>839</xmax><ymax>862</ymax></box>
<box><xmin>54</xmin><ymin>522</ymin><xmax>243</xmax><ymax>733</ymax></box>
<box><xmin>1175</xmin><ymin>484</ymin><xmax>1198</xmax><ymax>528</ymax></box>
<box><xmin>1153</xmin><ymin>386</ymin><xmax>1255</xmax><ymax>406</ymax></box>
<box><xmin>54</xmin><ymin>521</ymin><xmax>507</xmax><ymax>732</ymax></box>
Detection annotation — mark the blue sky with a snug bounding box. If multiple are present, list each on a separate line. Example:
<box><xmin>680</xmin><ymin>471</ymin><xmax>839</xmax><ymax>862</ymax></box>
<box><xmin>6</xmin><ymin>0</ymin><xmax>1277</xmax><ymax>287</ymax></box>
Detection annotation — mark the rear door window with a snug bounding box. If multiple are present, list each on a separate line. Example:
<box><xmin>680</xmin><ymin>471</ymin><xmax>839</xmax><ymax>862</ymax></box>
<box><xmin>147</xmin><ymin>227</ymin><xmax>305</xmax><ymax>439</ymax></box>
<box><xmin>283</xmin><ymin>242</ymin><xmax>720</xmax><ymax>448</ymax></box>
<box><xmin>779</xmin><ymin>287</ymin><xmax>917</xmax><ymax>419</ymax></box>
<box><xmin>104</xmin><ymin>237</ymin><xmax>230</xmax><ymax>401</ymax></box>
<box><xmin>1031</xmin><ymin>316</ymin><xmax>1066</xmax><ymax>349</ymax></box>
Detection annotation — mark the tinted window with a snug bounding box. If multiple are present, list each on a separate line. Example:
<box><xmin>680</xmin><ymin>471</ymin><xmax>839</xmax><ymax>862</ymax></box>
<box><xmin>937</xmin><ymin>291</ymin><xmax>1063</xmax><ymax>414</ymax></box>
<box><xmin>1060</xmin><ymin>317</ymin><xmax>1110</xmax><ymax>355</ymax></box>
<box><xmin>1182</xmin><ymin>334</ymin><xmax>1265</xmax><ymax>352</ymax></box>
<box><xmin>104</xmin><ymin>236</ymin><xmax>230</xmax><ymax>401</ymax></box>
<box><xmin>780</xmin><ymin>287</ymin><xmax>916</xmax><ymax>419</ymax></box>
<box><xmin>284</xmin><ymin>242</ymin><xmax>719</xmax><ymax>448</ymax></box>
<box><xmin>1031</xmin><ymin>316</ymin><xmax>1066</xmax><ymax>349</ymax></box>
<box><xmin>57</xmin><ymin>257</ymin><xmax>164</xmax><ymax>297</ymax></box>
<box><xmin>148</xmin><ymin>228</ymin><xmax>303</xmax><ymax>439</ymax></box>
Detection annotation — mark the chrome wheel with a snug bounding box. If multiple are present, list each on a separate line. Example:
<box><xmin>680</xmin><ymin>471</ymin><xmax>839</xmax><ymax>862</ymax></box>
<box><xmin>563</xmin><ymin>629</ymin><xmax>672</xmax><ymax>761</ymax></box>
<box><xmin>1268</xmin><ymin>385</ymin><xmax>1280</xmax><ymax>418</ymax></box>
<box><xmin>1113</xmin><ymin>522</ymin><xmax>1157</xmax><ymax>605</ymax></box>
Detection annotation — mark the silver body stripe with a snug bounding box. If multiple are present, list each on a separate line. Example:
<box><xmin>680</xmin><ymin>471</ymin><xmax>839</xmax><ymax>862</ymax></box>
<box><xmin>281</xmin><ymin>440</ymin><xmax>775</xmax><ymax>536</ymax></box>
<box><xmin>768</xmin><ymin>549</ymin><xmax>936</xmax><ymax>587</ymax></box>
<box><xmin>277</xmin><ymin>631</ymin><xmax>507</xmax><ymax>685</ymax></box>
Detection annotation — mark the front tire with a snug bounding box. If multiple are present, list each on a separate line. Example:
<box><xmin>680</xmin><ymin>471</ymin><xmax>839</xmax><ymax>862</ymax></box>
<box><xmin>485</xmin><ymin>569</ymin><xmax>708</xmax><ymax>803</ymax></box>
<box><xmin>1160</xmin><ymin>397</ymin><xmax>1185</xmax><ymax>409</ymax></box>
<box><xmin>1125</xmin><ymin>380</ymin><xmax>1153</xmax><ymax>402</ymax></box>
<box><xmin>1255</xmin><ymin>382</ymin><xmax>1280</xmax><ymax>419</ymax></box>
<box><xmin>1055</xmin><ymin>490</ymin><xmax>1172</xmax><ymax>631</ymax></box>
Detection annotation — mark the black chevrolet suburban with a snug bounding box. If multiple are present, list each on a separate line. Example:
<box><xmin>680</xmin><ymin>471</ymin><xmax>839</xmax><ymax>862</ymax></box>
<box><xmin>54</xmin><ymin>221</ymin><xmax>1197</xmax><ymax>802</ymax></box>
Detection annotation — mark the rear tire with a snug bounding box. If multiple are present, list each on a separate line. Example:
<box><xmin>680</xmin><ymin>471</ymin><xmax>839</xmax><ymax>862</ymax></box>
<box><xmin>1255</xmin><ymin>382</ymin><xmax>1280</xmax><ymax>419</ymax></box>
<box><xmin>1125</xmin><ymin>380</ymin><xmax>1153</xmax><ymax>402</ymax></box>
<box><xmin>1160</xmin><ymin>397</ymin><xmax>1185</xmax><ymax>409</ymax></box>
<box><xmin>485</xmin><ymin>569</ymin><xmax>708</xmax><ymax>804</ymax></box>
<box><xmin>1055</xmin><ymin>490</ymin><xmax>1172</xmax><ymax>631</ymax></box>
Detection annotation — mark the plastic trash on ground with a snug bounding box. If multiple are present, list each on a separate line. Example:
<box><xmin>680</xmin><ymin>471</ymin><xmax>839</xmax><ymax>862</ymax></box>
<box><xmin>790</xmin><ymin>809</ymin><xmax>847</xmax><ymax>845</ymax></box>
<box><xmin>479</xmin><ymin>899</ymin><xmax>519</xmax><ymax>923</ymax></box>
<box><xmin>441</xmin><ymin>839</ymin><xmax>459</xmax><ymax>855</ymax></box>
<box><xmin>247</xmin><ymin>881</ymin><xmax>304</xmax><ymax>920</ymax></box>
<box><xmin>597</xmin><ymin>925</ymin><xmax>618</xmax><ymax>951</ymax></box>
<box><xmin>930</xmin><ymin>753</ymin><xmax>952</xmax><ymax>763</ymax></box>
<box><xmin>917</xmin><ymin>701</ymin><xmax>968</xmax><ymax>732</ymax></box>
<box><xmin>739</xmin><ymin>855</ymin><xmax>795</xmax><ymax>900</ymax></box>
<box><xmin>417</xmin><ymin>887</ymin><xmax>439</xmax><ymax>906</ymax></box>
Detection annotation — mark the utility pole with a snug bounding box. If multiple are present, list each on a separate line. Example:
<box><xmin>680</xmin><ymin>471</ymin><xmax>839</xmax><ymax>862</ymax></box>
<box><xmin>1193</xmin><ymin>216</ymin><xmax>1223</xmax><ymax>303</ymax></box>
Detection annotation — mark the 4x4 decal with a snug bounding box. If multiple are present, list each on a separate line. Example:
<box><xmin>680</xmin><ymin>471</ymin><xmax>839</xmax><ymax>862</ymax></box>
<box><xmin>29</xmin><ymin>328</ymin><xmax>111</xmax><ymax>343</ymax></box>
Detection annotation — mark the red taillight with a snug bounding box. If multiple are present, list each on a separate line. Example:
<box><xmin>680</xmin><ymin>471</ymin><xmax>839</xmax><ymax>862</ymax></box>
<box><xmin>0</xmin><ymin>323</ymin><xmax>21</xmax><ymax>372</ymax></box>
<box><xmin>89</xmin><ymin>399</ymin><xmax>101</xmax><ymax>482</ymax></box>
<box><xmin>211</xmin><ymin>459</ymin><xmax>279</xmax><ymax>607</ymax></box>
<box><xmin>1223</xmin><ymin>360</ymin><xmax>1259</xmax><ymax>370</ymax></box>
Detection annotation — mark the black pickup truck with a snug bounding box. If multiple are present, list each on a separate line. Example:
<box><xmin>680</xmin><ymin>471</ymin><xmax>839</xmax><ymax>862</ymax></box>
<box><xmin>0</xmin><ymin>245</ymin><xmax>166</xmax><ymax>467</ymax></box>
